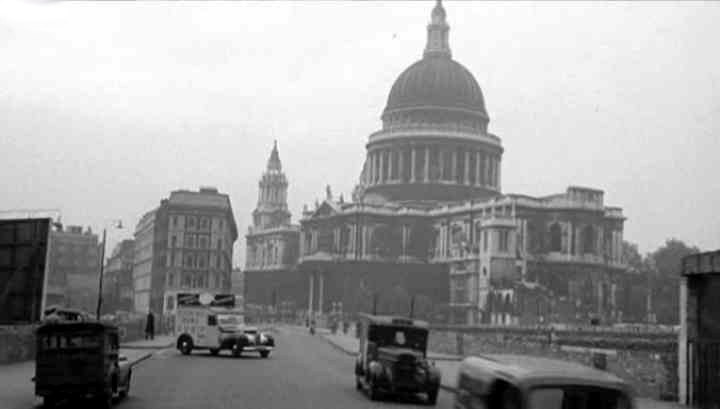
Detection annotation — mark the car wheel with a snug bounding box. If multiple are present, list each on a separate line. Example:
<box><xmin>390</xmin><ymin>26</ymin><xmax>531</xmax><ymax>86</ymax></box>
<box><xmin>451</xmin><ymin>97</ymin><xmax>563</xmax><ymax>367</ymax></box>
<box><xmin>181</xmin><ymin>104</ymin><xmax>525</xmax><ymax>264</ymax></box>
<box><xmin>180</xmin><ymin>340</ymin><xmax>193</xmax><ymax>355</ymax></box>
<box><xmin>427</xmin><ymin>388</ymin><xmax>438</xmax><ymax>406</ymax></box>
<box><xmin>368</xmin><ymin>378</ymin><xmax>381</xmax><ymax>401</ymax></box>
<box><xmin>43</xmin><ymin>396</ymin><xmax>59</xmax><ymax>408</ymax></box>
<box><xmin>210</xmin><ymin>348</ymin><xmax>219</xmax><ymax>356</ymax></box>
<box><xmin>232</xmin><ymin>345</ymin><xmax>243</xmax><ymax>357</ymax></box>
<box><xmin>259</xmin><ymin>350</ymin><xmax>270</xmax><ymax>358</ymax></box>
<box><xmin>96</xmin><ymin>391</ymin><xmax>113</xmax><ymax>409</ymax></box>
<box><xmin>119</xmin><ymin>371</ymin><xmax>131</xmax><ymax>399</ymax></box>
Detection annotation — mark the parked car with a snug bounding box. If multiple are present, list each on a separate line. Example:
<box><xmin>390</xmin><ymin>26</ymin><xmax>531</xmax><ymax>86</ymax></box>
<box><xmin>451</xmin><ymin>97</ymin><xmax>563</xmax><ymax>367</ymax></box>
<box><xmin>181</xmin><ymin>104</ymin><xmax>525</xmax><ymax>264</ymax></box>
<box><xmin>34</xmin><ymin>321</ymin><xmax>132</xmax><ymax>408</ymax></box>
<box><xmin>453</xmin><ymin>354</ymin><xmax>635</xmax><ymax>409</ymax></box>
<box><xmin>354</xmin><ymin>314</ymin><xmax>441</xmax><ymax>405</ymax></box>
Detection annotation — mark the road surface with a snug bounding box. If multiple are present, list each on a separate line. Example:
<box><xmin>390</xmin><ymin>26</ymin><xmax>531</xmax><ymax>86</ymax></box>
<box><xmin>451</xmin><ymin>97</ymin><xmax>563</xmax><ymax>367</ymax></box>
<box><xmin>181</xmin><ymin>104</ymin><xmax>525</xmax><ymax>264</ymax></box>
<box><xmin>2</xmin><ymin>326</ymin><xmax>453</xmax><ymax>409</ymax></box>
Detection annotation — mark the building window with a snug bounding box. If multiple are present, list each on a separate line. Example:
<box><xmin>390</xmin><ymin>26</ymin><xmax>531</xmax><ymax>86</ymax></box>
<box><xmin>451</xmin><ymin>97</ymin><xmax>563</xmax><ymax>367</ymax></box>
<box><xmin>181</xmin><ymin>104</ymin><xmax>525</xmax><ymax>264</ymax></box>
<box><xmin>184</xmin><ymin>254</ymin><xmax>195</xmax><ymax>267</ymax></box>
<box><xmin>200</xmin><ymin>217</ymin><xmax>209</xmax><ymax>229</ymax></box>
<box><xmin>199</xmin><ymin>236</ymin><xmax>208</xmax><ymax>249</ymax></box>
<box><xmin>181</xmin><ymin>273</ymin><xmax>191</xmax><ymax>288</ymax></box>
<box><xmin>499</xmin><ymin>230</ymin><xmax>509</xmax><ymax>252</ymax></box>
<box><xmin>172</xmin><ymin>216</ymin><xmax>178</xmax><ymax>227</ymax></box>
<box><xmin>549</xmin><ymin>223</ymin><xmax>562</xmax><ymax>252</ymax></box>
<box><xmin>198</xmin><ymin>255</ymin><xmax>207</xmax><ymax>268</ymax></box>
<box><xmin>582</xmin><ymin>225</ymin><xmax>596</xmax><ymax>255</ymax></box>
<box><xmin>169</xmin><ymin>252</ymin><xmax>174</xmax><ymax>266</ymax></box>
<box><xmin>171</xmin><ymin>236</ymin><xmax>177</xmax><ymax>248</ymax></box>
<box><xmin>185</xmin><ymin>235</ymin><xmax>196</xmax><ymax>248</ymax></box>
<box><xmin>217</xmin><ymin>239</ymin><xmax>222</xmax><ymax>250</ymax></box>
<box><xmin>219</xmin><ymin>220</ymin><xmax>224</xmax><ymax>230</ymax></box>
<box><xmin>187</xmin><ymin>217</ymin><xmax>196</xmax><ymax>229</ymax></box>
<box><xmin>166</xmin><ymin>295</ymin><xmax>175</xmax><ymax>311</ymax></box>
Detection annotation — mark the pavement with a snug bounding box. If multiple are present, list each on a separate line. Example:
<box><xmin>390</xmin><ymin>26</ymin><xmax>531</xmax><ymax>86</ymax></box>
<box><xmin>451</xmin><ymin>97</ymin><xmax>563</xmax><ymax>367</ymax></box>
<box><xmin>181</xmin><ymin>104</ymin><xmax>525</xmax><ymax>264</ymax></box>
<box><xmin>320</xmin><ymin>329</ymin><xmax>686</xmax><ymax>409</ymax></box>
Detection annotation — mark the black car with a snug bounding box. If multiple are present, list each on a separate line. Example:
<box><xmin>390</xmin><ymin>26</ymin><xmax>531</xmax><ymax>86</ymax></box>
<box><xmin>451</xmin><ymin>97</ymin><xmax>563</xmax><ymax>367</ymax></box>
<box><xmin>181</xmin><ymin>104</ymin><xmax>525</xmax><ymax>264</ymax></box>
<box><xmin>354</xmin><ymin>314</ymin><xmax>441</xmax><ymax>405</ymax></box>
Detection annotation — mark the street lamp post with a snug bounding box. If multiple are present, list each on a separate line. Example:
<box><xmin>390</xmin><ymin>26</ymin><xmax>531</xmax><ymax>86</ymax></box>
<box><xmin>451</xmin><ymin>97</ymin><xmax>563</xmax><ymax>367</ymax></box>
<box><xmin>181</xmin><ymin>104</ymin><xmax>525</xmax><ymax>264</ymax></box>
<box><xmin>96</xmin><ymin>220</ymin><xmax>122</xmax><ymax>320</ymax></box>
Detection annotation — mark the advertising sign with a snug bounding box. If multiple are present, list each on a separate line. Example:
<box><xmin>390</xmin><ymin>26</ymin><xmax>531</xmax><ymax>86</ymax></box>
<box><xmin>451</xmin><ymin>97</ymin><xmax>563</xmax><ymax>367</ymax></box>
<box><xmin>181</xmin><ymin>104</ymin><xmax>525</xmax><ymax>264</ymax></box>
<box><xmin>0</xmin><ymin>217</ymin><xmax>52</xmax><ymax>324</ymax></box>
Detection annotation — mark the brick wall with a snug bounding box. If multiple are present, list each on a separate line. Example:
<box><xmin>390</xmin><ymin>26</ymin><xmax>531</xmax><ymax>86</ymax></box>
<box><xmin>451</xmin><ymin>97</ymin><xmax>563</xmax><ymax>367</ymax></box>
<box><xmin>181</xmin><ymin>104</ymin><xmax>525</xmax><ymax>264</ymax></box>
<box><xmin>428</xmin><ymin>325</ymin><xmax>678</xmax><ymax>401</ymax></box>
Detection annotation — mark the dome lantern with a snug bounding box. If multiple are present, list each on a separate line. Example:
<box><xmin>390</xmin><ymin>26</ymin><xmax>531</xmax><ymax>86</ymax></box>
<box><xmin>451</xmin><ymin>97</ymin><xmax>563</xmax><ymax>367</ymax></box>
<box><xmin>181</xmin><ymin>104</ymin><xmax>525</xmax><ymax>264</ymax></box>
<box><xmin>424</xmin><ymin>0</ymin><xmax>451</xmax><ymax>59</ymax></box>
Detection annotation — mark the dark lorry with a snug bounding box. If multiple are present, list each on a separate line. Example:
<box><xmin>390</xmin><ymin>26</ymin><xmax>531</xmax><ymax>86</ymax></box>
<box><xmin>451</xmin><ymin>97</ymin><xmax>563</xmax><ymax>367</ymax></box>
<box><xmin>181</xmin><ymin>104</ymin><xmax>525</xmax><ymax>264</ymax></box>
<box><xmin>34</xmin><ymin>321</ymin><xmax>132</xmax><ymax>408</ymax></box>
<box><xmin>354</xmin><ymin>314</ymin><xmax>441</xmax><ymax>405</ymax></box>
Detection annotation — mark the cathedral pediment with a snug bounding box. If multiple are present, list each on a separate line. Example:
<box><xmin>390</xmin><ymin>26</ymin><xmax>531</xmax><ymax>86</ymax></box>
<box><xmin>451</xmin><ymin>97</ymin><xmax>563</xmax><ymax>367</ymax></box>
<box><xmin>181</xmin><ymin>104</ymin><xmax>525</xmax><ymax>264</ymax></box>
<box><xmin>310</xmin><ymin>201</ymin><xmax>342</xmax><ymax>218</ymax></box>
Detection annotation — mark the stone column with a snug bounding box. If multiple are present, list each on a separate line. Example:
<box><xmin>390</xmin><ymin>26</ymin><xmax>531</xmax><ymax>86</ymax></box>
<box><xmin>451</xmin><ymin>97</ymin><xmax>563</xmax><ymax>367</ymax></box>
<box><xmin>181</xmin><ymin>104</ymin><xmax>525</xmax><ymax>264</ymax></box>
<box><xmin>318</xmin><ymin>272</ymin><xmax>325</xmax><ymax>316</ymax></box>
<box><xmin>349</xmin><ymin>225</ymin><xmax>356</xmax><ymax>255</ymax></box>
<box><xmin>368</xmin><ymin>154</ymin><xmax>374</xmax><ymax>184</ymax></box>
<box><xmin>439</xmin><ymin>149</ymin><xmax>446</xmax><ymax>181</ymax></box>
<box><xmin>379</xmin><ymin>150</ymin><xmax>385</xmax><ymax>183</ymax></box>
<box><xmin>678</xmin><ymin>278</ymin><xmax>687</xmax><ymax>404</ymax></box>
<box><xmin>410</xmin><ymin>147</ymin><xmax>417</xmax><ymax>182</ymax></box>
<box><xmin>388</xmin><ymin>150</ymin><xmax>394</xmax><ymax>181</ymax></box>
<box><xmin>475</xmin><ymin>151</ymin><xmax>481</xmax><ymax>186</ymax></box>
<box><xmin>308</xmin><ymin>273</ymin><xmax>315</xmax><ymax>320</ymax></box>
<box><xmin>464</xmin><ymin>151</ymin><xmax>471</xmax><ymax>185</ymax></box>
<box><xmin>452</xmin><ymin>150</ymin><xmax>458</xmax><ymax>182</ymax></box>
<box><xmin>398</xmin><ymin>148</ymin><xmax>405</xmax><ymax>182</ymax></box>
<box><xmin>496</xmin><ymin>158</ymin><xmax>502</xmax><ymax>190</ymax></box>
<box><xmin>484</xmin><ymin>154</ymin><xmax>490</xmax><ymax>186</ymax></box>
<box><xmin>424</xmin><ymin>146</ymin><xmax>430</xmax><ymax>182</ymax></box>
<box><xmin>373</xmin><ymin>152</ymin><xmax>379</xmax><ymax>183</ymax></box>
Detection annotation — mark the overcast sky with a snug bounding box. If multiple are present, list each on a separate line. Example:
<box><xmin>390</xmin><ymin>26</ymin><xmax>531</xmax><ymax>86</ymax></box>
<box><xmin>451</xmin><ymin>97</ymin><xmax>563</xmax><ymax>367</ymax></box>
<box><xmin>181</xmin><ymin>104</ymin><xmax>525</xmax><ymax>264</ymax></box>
<box><xmin>1</xmin><ymin>0</ymin><xmax>718</xmax><ymax>266</ymax></box>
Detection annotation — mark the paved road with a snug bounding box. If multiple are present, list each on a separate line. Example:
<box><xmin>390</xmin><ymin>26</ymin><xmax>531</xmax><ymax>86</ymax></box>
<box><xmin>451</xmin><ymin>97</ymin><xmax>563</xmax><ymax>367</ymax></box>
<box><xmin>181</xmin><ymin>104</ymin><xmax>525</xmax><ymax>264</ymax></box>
<box><xmin>1</xmin><ymin>327</ymin><xmax>453</xmax><ymax>409</ymax></box>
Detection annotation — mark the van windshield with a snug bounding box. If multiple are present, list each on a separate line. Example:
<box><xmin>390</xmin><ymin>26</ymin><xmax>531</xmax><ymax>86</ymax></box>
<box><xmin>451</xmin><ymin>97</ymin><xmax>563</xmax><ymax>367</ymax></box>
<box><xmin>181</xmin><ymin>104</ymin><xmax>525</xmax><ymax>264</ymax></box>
<box><xmin>529</xmin><ymin>386</ymin><xmax>631</xmax><ymax>409</ymax></box>
<box><xmin>217</xmin><ymin>315</ymin><xmax>243</xmax><ymax>326</ymax></box>
<box><xmin>368</xmin><ymin>326</ymin><xmax>427</xmax><ymax>350</ymax></box>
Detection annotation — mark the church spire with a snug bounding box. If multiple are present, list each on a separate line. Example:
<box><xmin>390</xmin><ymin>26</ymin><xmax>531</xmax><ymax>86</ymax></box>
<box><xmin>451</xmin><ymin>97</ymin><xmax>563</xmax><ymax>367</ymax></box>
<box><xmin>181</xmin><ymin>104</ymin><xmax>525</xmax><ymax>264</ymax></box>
<box><xmin>424</xmin><ymin>0</ymin><xmax>451</xmax><ymax>59</ymax></box>
<box><xmin>267</xmin><ymin>140</ymin><xmax>281</xmax><ymax>171</ymax></box>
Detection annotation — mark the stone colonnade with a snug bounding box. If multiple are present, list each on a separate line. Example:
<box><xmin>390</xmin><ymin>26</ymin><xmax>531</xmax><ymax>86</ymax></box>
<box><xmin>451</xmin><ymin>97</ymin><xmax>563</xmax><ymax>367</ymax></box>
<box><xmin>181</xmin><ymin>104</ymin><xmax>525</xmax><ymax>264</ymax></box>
<box><xmin>363</xmin><ymin>145</ymin><xmax>500</xmax><ymax>189</ymax></box>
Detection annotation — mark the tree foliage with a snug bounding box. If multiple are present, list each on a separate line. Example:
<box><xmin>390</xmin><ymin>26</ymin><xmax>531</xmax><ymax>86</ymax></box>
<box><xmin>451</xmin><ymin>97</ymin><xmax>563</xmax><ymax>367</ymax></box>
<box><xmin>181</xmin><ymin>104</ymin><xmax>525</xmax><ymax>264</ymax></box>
<box><xmin>649</xmin><ymin>238</ymin><xmax>700</xmax><ymax>279</ymax></box>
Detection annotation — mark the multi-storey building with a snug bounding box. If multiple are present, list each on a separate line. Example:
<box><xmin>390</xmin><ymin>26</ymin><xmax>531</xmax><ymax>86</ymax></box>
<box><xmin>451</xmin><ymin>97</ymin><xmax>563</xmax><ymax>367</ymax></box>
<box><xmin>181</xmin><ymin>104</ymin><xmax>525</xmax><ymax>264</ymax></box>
<box><xmin>103</xmin><ymin>239</ymin><xmax>135</xmax><ymax>314</ymax></box>
<box><xmin>244</xmin><ymin>1</ymin><xmax>630</xmax><ymax>325</ymax></box>
<box><xmin>47</xmin><ymin>225</ymin><xmax>101</xmax><ymax>314</ymax></box>
<box><xmin>133</xmin><ymin>187</ymin><xmax>238</xmax><ymax>315</ymax></box>
<box><xmin>244</xmin><ymin>142</ymin><xmax>301</xmax><ymax>311</ymax></box>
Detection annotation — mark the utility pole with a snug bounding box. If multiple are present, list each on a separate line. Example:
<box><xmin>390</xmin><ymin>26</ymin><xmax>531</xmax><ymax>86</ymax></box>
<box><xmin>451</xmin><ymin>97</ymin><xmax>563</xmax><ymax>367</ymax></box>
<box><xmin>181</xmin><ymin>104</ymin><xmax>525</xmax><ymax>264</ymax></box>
<box><xmin>95</xmin><ymin>220</ymin><xmax>122</xmax><ymax>320</ymax></box>
<box><xmin>409</xmin><ymin>295</ymin><xmax>415</xmax><ymax>319</ymax></box>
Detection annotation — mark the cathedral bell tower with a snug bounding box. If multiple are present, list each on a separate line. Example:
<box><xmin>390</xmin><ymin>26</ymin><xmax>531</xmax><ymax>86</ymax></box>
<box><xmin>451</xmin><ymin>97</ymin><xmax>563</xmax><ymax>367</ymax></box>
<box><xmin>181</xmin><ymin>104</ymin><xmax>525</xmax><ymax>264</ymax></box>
<box><xmin>253</xmin><ymin>141</ymin><xmax>291</xmax><ymax>229</ymax></box>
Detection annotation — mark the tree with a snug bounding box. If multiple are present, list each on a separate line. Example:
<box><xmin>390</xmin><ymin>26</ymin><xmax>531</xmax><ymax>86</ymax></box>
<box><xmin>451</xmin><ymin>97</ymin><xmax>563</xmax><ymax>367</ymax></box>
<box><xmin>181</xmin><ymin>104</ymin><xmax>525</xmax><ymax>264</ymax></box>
<box><xmin>650</xmin><ymin>238</ymin><xmax>700</xmax><ymax>279</ymax></box>
<box><xmin>646</xmin><ymin>238</ymin><xmax>700</xmax><ymax>325</ymax></box>
<box><xmin>621</xmin><ymin>240</ymin><xmax>643</xmax><ymax>272</ymax></box>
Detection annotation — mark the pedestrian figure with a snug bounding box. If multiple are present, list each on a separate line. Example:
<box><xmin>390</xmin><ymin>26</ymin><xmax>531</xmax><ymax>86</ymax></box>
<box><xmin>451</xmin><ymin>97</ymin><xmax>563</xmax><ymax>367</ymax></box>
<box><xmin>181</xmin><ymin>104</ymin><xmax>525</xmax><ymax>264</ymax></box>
<box><xmin>145</xmin><ymin>311</ymin><xmax>155</xmax><ymax>340</ymax></box>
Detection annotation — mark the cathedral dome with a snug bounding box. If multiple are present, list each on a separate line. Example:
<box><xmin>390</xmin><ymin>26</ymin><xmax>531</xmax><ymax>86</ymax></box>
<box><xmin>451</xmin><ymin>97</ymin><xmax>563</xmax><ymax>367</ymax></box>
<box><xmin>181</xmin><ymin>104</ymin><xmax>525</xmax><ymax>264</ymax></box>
<box><xmin>383</xmin><ymin>57</ymin><xmax>488</xmax><ymax>120</ymax></box>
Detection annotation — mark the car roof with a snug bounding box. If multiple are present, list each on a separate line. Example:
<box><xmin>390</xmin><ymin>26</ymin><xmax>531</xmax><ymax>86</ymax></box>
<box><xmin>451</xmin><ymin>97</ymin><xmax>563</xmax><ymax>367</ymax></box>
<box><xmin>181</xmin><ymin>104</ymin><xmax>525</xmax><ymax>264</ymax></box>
<box><xmin>459</xmin><ymin>355</ymin><xmax>629</xmax><ymax>390</ymax></box>
<box><xmin>358</xmin><ymin>313</ymin><xmax>429</xmax><ymax>329</ymax></box>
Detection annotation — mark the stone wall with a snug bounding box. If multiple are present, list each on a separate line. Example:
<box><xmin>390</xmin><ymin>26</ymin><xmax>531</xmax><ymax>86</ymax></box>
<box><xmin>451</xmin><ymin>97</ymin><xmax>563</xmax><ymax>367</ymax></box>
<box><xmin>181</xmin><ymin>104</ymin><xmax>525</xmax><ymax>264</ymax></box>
<box><xmin>428</xmin><ymin>325</ymin><xmax>678</xmax><ymax>401</ymax></box>
<box><xmin>0</xmin><ymin>325</ymin><xmax>36</xmax><ymax>364</ymax></box>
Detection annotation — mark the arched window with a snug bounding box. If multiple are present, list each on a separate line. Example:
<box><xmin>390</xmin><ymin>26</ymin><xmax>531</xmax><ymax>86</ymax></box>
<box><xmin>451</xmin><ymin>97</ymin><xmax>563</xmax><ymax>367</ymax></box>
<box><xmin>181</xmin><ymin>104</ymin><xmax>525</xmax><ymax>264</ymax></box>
<box><xmin>582</xmin><ymin>225</ymin><xmax>596</xmax><ymax>255</ymax></box>
<box><xmin>549</xmin><ymin>223</ymin><xmax>562</xmax><ymax>252</ymax></box>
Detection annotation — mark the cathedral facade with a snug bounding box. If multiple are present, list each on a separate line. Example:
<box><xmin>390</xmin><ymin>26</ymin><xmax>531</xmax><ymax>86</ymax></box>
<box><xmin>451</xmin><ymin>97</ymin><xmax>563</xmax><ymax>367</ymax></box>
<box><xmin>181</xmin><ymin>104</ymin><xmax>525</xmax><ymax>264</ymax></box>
<box><xmin>245</xmin><ymin>1</ymin><xmax>630</xmax><ymax>325</ymax></box>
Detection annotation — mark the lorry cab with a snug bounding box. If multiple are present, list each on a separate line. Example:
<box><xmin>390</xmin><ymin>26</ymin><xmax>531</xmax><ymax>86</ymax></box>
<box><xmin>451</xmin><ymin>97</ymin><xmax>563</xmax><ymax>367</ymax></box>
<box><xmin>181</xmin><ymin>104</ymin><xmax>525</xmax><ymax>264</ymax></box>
<box><xmin>34</xmin><ymin>321</ymin><xmax>132</xmax><ymax>408</ymax></box>
<box><xmin>354</xmin><ymin>314</ymin><xmax>441</xmax><ymax>405</ymax></box>
<box><xmin>454</xmin><ymin>355</ymin><xmax>635</xmax><ymax>409</ymax></box>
